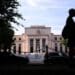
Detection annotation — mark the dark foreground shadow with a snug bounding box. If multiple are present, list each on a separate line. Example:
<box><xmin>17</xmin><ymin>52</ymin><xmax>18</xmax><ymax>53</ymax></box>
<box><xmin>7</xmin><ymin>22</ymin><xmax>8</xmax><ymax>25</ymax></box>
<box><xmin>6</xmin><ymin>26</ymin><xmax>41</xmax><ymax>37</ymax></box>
<box><xmin>0</xmin><ymin>52</ymin><xmax>75</xmax><ymax>74</ymax></box>
<box><xmin>0</xmin><ymin>52</ymin><xmax>29</xmax><ymax>65</ymax></box>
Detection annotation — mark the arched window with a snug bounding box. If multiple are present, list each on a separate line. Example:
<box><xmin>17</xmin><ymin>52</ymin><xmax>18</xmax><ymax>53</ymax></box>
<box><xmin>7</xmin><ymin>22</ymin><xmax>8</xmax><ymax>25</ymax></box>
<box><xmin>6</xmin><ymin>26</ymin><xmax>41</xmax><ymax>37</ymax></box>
<box><xmin>14</xmin><ymin>38</ymin><xmax>16</xmax><ymax>41</ymax></box>
<box><xmin>13</xmin><ymin>44</ymin><xmax>16</xmax><ymax>54</ymax></box>
<box><xmin>19</xmin><ymin>38</ymin><xmax>21</xmax><ymax>40</ymax></box>
<box><xmin>55</xmin><ymin>37</ymin><xmax>57</xmax><ymax>40</ymax></box>
<box><xmin>60</xmin><ymin>43</ymin><xmax>62</xmax><ymax>53</ymax></box>
<box><xmin>18</xmin><ymin>44</ymin><xmax>21</xmax><ymax>54</ymax></box>
<box><xmin>55</xmin><ymin>43</ymin><xmax>58</xmax><ymax>52</ymax></box>
<box><xmin>60</xmin><ymin>37</ymin><xmax>62</xmax><ymax>40</ymax></box>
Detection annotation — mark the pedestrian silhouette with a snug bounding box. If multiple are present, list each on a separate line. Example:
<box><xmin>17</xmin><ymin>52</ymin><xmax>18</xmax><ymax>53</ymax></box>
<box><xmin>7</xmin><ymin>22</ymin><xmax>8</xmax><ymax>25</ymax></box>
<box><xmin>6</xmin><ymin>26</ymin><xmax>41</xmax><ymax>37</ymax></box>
<box><xmin>62</xmin><ymin>8</ymin><xmax>75</xmax><ymax>59</ymax></box>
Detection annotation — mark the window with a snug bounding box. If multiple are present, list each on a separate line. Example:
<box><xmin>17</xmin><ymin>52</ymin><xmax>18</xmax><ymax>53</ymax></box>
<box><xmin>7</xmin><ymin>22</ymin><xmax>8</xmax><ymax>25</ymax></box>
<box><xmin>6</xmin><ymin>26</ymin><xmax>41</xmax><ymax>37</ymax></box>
<box><xmin>60</xmin><ymin>44</ymin><xmax>62</xmax><ymax>53</ymax></box>
<box><xmin>55</xmin><ymin>43</ymin><xmax>58</xmax><ymax>52</ymax></box>
<box><xmin>18</xmin><ymin>44</ymin><xmax>21</xmax><ymax>54</ymax></box>
<box><xmin>19</xmin><ymin>38</ymin><xmax>21</xmax><ymax>40</ymax></box>
<box><xmin>13</xmin><ymin>44</ymin><xmax>16</xmax><ymax>53</ymax></box>
<box><xmin>55</xmin><ymin>37</ymin><xmax>57</xmax><ymax>40</ymax></box>
<box><xmin>55</xmin><ymin>43</ymin><xmax>57</xmax><ymax>46</ymax></box>
<box><xmin>14</xmin><ymin>38</ymin><xmax>16</xmax><ymax>41</ymax></box>
<box><xmin>60</xmin><ymin>37</ymin><xmax>62</xmax><ymax>40</ymax></box>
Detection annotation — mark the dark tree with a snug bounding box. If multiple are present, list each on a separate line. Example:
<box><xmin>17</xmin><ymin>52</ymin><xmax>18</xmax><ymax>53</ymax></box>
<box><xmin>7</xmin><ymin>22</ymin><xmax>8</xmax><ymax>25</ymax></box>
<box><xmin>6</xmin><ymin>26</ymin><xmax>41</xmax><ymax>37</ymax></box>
<box><xmin>62</xmin><ymin>8</ymin><xmax>75</xmax><ymax>58</ymax></box>
<box><xmin>0</xmin><ymin>0</ymin><xmax>23</xmax><ymax>24</ymax></box>
<box><xmin>0</xmin><ymin>0</ymin><xmax>23</xmax><ymax>53</ymax></box>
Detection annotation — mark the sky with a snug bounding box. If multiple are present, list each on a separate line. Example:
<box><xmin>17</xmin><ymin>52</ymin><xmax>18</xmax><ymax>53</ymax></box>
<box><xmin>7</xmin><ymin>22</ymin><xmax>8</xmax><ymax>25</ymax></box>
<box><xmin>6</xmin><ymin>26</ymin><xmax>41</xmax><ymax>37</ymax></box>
<box><xmin>14</xmin><ymin>0</ymin><xmax>75</xmax><ymax>35</ymax></box>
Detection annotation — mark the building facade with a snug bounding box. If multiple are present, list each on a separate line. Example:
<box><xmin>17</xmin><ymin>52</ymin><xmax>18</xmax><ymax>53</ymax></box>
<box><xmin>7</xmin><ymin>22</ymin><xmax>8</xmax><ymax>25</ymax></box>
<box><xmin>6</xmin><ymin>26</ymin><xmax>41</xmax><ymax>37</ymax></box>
<box><xmin>12</xmin><ymin>26</ymin><xmax>69</xmax><ymax>54</ymax></box>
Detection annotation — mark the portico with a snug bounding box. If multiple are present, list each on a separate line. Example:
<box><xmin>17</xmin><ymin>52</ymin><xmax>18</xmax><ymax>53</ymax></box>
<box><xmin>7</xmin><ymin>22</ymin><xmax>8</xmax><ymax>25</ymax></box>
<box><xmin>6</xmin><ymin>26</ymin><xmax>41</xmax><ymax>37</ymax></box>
<box><xmin>28</xmin><ymin>35</ymin><xmax>48</xmax><ymax>53</ymax></box>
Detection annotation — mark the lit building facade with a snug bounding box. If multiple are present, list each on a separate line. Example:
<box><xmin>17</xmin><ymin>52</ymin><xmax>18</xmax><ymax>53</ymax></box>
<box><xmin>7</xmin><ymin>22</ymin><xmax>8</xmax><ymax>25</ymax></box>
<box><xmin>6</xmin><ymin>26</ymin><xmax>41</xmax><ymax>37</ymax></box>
<box><xmin>12</xmin><ymin>26</ymin><xmax>69</xmax><ymax>54</ymax></box>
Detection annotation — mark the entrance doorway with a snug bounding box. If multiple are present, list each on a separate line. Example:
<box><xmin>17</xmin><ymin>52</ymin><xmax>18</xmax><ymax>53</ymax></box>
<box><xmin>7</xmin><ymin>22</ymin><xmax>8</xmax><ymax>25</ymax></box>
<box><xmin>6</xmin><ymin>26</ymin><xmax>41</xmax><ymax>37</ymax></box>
<box><xmin>36</xmin><ymin>39</ymin><xmax>40</xmax><ymax>52</ymax></box>
<box><xmin>30</xmin><ymin>39</ymin><xmax>34</xmax><ymax>53</ymax></box>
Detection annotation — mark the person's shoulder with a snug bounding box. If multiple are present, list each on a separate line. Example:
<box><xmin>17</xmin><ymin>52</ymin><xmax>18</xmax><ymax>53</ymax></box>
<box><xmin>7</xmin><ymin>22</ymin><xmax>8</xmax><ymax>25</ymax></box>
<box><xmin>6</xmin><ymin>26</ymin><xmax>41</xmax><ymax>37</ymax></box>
<box><xmin>66</xmin><ymin>16</ymin><xmax>73</xmax><ymax>23</ymax></box>
<box><xmin>67</xmin><ymin>16</ymin><xmax>71</xmax><ymax>20</ymax></box>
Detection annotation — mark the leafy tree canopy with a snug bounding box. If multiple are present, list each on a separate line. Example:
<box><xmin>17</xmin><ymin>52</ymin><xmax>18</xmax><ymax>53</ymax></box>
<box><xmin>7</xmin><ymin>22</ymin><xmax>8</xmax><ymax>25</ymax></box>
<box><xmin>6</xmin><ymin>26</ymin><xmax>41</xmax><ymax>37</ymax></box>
<box><xmin>0</xmin><ymin>0</ymin><xmax>24</xmax><ymax>53</ymax></box>
<box><xmin>0</xmin><ymin>0</ymin><xmax>23</xmax><ymax>26</ymax></box>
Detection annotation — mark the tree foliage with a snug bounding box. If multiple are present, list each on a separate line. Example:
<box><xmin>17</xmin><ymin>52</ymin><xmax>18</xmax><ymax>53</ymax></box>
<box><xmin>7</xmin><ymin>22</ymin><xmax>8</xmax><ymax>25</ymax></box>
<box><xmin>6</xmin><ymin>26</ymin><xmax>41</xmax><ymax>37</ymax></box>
<box><xmin>0</xmin><ymin>0</ymin><xmax>23</xmax><ymax>53</ymax></box>
<box><xmin>0</xmin><ymin>0</ymin><xmax>23</xmax><ymax>25</ymax></box>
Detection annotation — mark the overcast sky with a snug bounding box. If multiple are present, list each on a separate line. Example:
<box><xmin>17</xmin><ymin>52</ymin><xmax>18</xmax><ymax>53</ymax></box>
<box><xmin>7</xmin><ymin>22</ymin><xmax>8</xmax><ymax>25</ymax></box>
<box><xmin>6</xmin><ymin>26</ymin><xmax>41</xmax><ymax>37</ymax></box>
<box><xmin>15</xmin><ymin>0</ymin><xmax>75</xmax><ymax>35</ymax></box>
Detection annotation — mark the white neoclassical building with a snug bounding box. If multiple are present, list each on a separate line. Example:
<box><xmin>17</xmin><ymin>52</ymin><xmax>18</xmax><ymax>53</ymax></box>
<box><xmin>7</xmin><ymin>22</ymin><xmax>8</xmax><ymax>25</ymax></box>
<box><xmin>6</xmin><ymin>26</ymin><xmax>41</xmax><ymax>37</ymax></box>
<box><xmin>12</xmin><ymin>25</ymin><xmax>69</xmax><ymax>54</ymax></box>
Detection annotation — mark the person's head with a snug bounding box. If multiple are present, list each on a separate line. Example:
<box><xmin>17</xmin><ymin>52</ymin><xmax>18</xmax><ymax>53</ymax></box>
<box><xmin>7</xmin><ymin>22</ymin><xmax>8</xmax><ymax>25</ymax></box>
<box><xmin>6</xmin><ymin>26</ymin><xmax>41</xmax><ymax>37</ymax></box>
<box><xmin>69</xmin><ymin>8</ymin><xmax>75</xmax><ymax>17</ymax></box>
